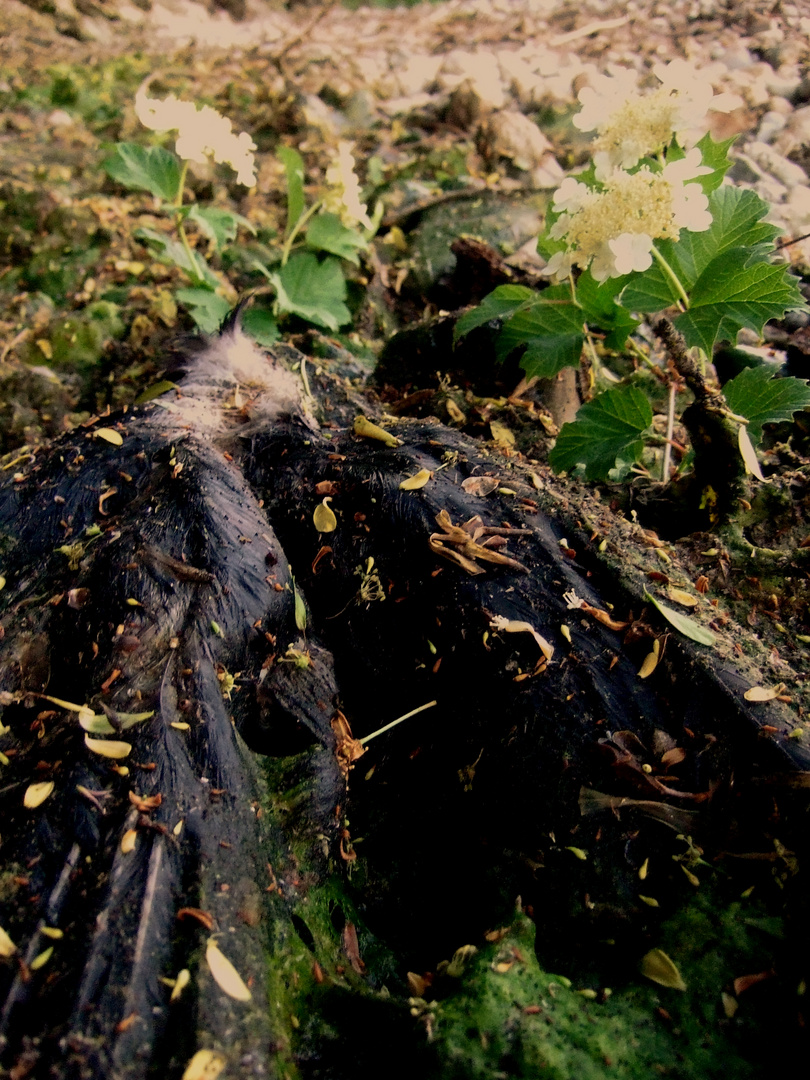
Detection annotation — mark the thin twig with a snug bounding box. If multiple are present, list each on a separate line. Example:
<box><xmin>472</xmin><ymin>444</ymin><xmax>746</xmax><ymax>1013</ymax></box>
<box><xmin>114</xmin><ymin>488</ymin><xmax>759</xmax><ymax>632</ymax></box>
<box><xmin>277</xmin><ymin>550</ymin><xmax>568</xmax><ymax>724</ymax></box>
<box><xmin>359</xmin><ymin>700</ymin><xmax>437</xmax><ymax>745</ymax></box>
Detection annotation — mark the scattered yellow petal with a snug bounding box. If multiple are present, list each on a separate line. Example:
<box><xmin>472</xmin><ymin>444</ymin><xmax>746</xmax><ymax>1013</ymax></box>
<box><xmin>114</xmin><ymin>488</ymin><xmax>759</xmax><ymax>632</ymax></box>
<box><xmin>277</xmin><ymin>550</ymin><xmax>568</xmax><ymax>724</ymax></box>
<box><xmin>29</xmin><ymin>946</ymin><xmax>53</xmax><ymax>971</ymax></box>
<box><xmin>744</xmin><ymin>686</ymin><xmax>779</xmax><ymax>702</ymax></box>
<box><xmin>638</xmin><ymin>639</ymin><xmax>661</xmax><ymax>679</ymax></box>
<box><xmin>84</xmin><ymin>735</ymin><xmax>132</xmax><ymax>759</ymax></box>
<box><xmin>182</xmin><ymin>1049</ymin><xmax>226</xmax><ymax>1080</ymax></box>
<box><xmin>171</xmin><ymin>968</ymin><xmax>191</xmax><ymax>1002</ymax></box>
<box><xmin>170</xmin><ymin>722</ymin><xmax>191</xmax><ymax>731</ymax></box>
<box><xmin>399</xmin><ymin>469</ymin><xmax>432</xmax><ymax>491</ymax></box>
<box><xmin>353</xmin><ymin>415</ymin><xmax>400</xmax><ymax>447</ymax></box>
<box><xmin>24</xmin><ymin>781</ymin><xmax>54</xmax><ymax>808</ymax></box>
<box><xmin>126</xmin><ymin>598</ymin><xmax>142</xmax><ymax>607</ymax></box>
<box><xmin>560</xmin><ymin>624</ymin><xmax>572</xmax><ymax>644</ymax></box>
<box><xmin>639</xmin><ymin>857</ymin><xmax>649</xmax><ymax>881</ymax></box>
<box><xmin>121</xmin><ymin>829</ymin><xmax>138</xmax><ymax>854</ymax></box>
<box><xmin>638</xmin><ymin>895</ymin><xmax>660</xmax><ymax>907</ymax></box>
<box><xmin>722</xmin><ymin>991</ymin><xmax>739</xmax><ymax>1018</ymax></box>
<box><xmin>0</xmin><ymin>926</ymin><xmax>16</xmax><ymax>957</ymax></box>
<box><xmin>205</xmin><ymin>940</ymin><xmax>252</xmax><ymax>1001</ymax></box>
<box><xmin>490</xmin><ymin>421</ymin><xmax>515</xmax><ymax>447</ymax></box>
<box><xmin>313</xmin><ymin>498</ymin><xmax>338</xmax><ymax>532</ymax></box>
<box><xmin>0</xmin><ymin>574</ymin><xmax>5</xmax><ymax>590</ymax></box>
<box><xmin>566</xmin><ymin>846</ymin><xmax>588</xmax><ymax>861</ymax></box>
<box><xmin>173</xmin><ymin>819</ymin><xmax>184</xmax><ymax>836</ymax></box>
<box><xmin>36</xmin><ymin>338</ymin><xmax>53</xmax><ymax>360</ymax></box>
<box><xmin>490</xmin><ymin>616</ymin><xmax>554</xmax><ymax>662</ymax></box>
<box><xmin>738</xmin><ymin>425</ymin><xmax>767</xmax><ymax>482</ymax></box>
<box><xmin>94</xmin><ymin>427</ymin><xmax>123</xmax><ymax>446</ymax></box>
<box><xmin>41</xmin><ymin>926</ymin><xmax>63</xmax><ymax>940</ymax></box>
<box><xmin>666</xmin><ymin>587</ymin><xmax>698</xmax><ymax>608</ymax></box>
<box><xmin>640</xmin><ymin>948</ymin><xmax>687</xmax><ymax>990</ymax></box>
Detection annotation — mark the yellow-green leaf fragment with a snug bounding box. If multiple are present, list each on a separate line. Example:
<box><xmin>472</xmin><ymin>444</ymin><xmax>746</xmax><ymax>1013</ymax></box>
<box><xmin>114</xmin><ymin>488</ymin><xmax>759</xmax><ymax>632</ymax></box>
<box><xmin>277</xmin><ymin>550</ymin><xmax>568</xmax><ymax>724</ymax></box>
<box><xmin>566</xmin><ymin>846</ymin><xmax>588</xmax><ymax>861</ymax></box>
<box><xmin>399</xmin><ymin>469</ymin><xmax>432</xmax><ymax>491</ymax></box>
<box><xmin>94</xmin><ymin>427</ymin><xmax>123</xmax><ymax>447</ymax></box>
<box><xmin>290</xmin><ymin>571</ymin><xmax>307</xmax><ymax>632</ymax></box>
<box><xmin>79</xmin><ymin>709</ymin><xmax>154</xmax><ymax>735</ymax></box>
<box><xmin>205</xmin><ymin>940</ymin><xmax>252</xmax><ymax>1001</ymax></box>
<box><xmin>644</xmin><ymin>590</ymin><xmax>716</xmax><ymax>647</ymax></box>
<box><xmin>84</xmin><ymin>735</ymin><xmax>131</xmax><ymax>759</ymax></box>
<box><xmin>313</xmin><ymin>497</ymin><xmax>337</xmax><ymax>532</ymax></box>
<box><xmin>171</xmin><ymin>967</ymin><xmax>191</xmax><ymax>1002</ymax></box>
<box><xmin>490</xmin><ymin>421</ymin><xmax>515</xmax><ymax>447</ymax></box>
<box><xmin>353</xmin><ymin>415</ymin><xmax>400</xmax><ymax>447</ymax></box>
<box><xmin>182</xmin><ymin>1049</ymin><xmax>226</xmax><ymax>1080</ymax></box>
<box><xmin>29</xmin><ymin>946</ymin><xmax>53</xmax><ymax>971</ymax></box>
<box><xmin>0</xmin><ymin>927</ymin><xmax>16</xmax><ymax>957</ymax></box>
<box><xmin>24</xmin><ymin>781</ymin><xmax>54</xmax><ymax>808</ymax></box>
<box><xmin>135</xmin><ymin>380</ymin><xmax>178</xmax><ymax>405</ymax></box>
<box><xmin>640</xmin><ymin>948</ymin><xmax>687</xmax><ymax>991</ymax></box>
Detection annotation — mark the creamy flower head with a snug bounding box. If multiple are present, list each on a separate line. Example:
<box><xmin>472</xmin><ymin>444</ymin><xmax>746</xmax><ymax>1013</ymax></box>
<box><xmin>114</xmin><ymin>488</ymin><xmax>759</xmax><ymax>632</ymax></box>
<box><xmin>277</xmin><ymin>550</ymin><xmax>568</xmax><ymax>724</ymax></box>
<box><xmin>324</xmin><ymin>141</ymin><xmax>374</xmax><ymax>232</ymax></box>
<box><xmin>575</xmin><ymin>60</ymin><xmax>740</xmax><ymax>174</ymax></box>
<box><xmin>135</xmin><ymin>83</ymin><xmax>257</xmax><ymax>187</ymax></box>
<box><xmin>544</xmin><ymin>149</ymin><xmax>712</xmax><ymax>283</ymax></box>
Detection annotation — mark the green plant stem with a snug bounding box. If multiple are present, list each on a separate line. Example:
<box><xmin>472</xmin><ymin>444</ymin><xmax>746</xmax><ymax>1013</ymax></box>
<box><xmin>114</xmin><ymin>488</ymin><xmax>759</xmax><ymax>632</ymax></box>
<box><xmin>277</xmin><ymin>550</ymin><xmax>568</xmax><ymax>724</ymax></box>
<box><xmin>281</xmin><ymin>199</ymin><xmax>322</xmax><ymax>267</ymax></box>
<box><xmin>650</xmin><ymin>246</ymin><xmax>690</xmax><ymax>311</ymax></box>
<box><xmin>174</xmin><ymin>159</ymin><xmax>189</xmax><ymax>209</ymax></box>
<box><xmin>359</xmin><ymin>700</ymin><xmax>437</xmax><ymax>746</ymax></box>
<box><xmin>626</xmin><ymin>336</ymin><xmax>657</xmax><ymax>372</ymax></box>
<box><xmin>177</xmin><ymin>220</ymin><xmax>204</xmax><ymax>286</ymax></box>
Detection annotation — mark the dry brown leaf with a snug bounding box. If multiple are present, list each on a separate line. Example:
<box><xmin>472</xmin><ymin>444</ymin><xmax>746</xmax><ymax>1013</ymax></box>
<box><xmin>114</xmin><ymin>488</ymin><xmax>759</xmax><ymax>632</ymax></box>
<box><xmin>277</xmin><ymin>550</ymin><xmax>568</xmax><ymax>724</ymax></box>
<box><xmin>342</xmin><ymin>922</ymin><xmax>366</xmax><ymax>975</ymax></box>
<box><xmin>461</xmin><ymin>476</ymin><xmax>499</xmax><ymax>497</ymax></box>
<box><xmin>744</xmin><ymin>686</ymin><xmax>779</xmax><ymax>702</ymax></box>
<box><xmin>177</xmin><ymin>908</ymin><xmax>215</xmax><ymax>931</ymax></box>
<box><xmin>666</xmin><ymin>587</ymin><xmax>698</xmax><ymax>608</ymax></box>
<box><xmin>129</xmin><ymin>791</ymin><xmax>163</xmax><ymax>813</ymax></box>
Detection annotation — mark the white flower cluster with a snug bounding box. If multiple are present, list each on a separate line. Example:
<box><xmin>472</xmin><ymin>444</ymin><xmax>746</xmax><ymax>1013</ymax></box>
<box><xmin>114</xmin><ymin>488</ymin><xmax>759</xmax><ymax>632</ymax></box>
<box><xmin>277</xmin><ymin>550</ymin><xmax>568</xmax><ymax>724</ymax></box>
<box><xmin>575</xmin><ymin>60</ymin><xmax>739</xmax><ymax>178</ymax></box>
<box><xmin>543</xmin><ymin>60</ymin><xmax>732</xmax><ymax>283</ymax></box>
<box><xmin>135</xmin><ymin>84</ymin><xmax>257</xmax><ymax>187</ymax></box>
<box><xmin>323</xmin><ymin>141</ymin><xmax>374</xmax><ymax>232</ymax></box>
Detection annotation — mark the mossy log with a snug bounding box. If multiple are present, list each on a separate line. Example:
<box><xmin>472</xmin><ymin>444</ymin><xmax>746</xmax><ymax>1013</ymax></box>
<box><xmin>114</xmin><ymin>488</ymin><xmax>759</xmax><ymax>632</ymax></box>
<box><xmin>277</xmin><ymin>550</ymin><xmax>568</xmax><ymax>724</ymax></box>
<box><xmin>0</xmin><ymin>327</ymin><xmax>807</xmax><ymax>1079</ymax></box>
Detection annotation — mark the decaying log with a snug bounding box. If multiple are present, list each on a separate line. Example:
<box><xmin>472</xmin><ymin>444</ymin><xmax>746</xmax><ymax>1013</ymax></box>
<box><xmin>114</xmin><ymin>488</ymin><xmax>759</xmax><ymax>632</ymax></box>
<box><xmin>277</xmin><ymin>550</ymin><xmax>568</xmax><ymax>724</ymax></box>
<box><xmin>0</xmin><ymin>323</ymin><xmax>807</xmax><ymax>1077</ymax></box>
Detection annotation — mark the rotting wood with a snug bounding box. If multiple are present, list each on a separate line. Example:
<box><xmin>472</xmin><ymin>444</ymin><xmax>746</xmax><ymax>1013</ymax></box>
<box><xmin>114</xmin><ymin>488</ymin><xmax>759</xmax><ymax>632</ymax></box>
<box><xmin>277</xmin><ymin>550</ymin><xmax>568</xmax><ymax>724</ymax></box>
<box><xmin>0</xmin><ymin>325</ymin><xmax>807</xmax><ymax>1078</ymax></box>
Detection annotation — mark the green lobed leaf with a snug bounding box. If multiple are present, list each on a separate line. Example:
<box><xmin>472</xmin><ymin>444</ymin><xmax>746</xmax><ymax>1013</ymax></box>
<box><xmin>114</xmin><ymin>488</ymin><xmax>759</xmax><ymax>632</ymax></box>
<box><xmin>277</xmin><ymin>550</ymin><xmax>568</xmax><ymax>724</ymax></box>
<box><xmin>270</xmin><ymin>251</ymin><xmax>351</xmax><ymax>331</ymax></box>
<box><xmin>691</xmin><ymin>132</ymin><xmax>736</xmax><ymax>194</ymax></box>
<box><xmin>673</xmin><ymin>247</ymin><xmax>806</xmax><ymax>354</ymax></box>
<box><xmin>575</xmin><ymin>271</ymin><xmax>639</xmax><ymax>350</ymax></box>
<box><xmin>305</xmin><ymin>212</ymin><xmax>368</xmax><ymax>265</ymax></box>
<box><xmin>453</xmin><ymin>285</ymin><xmax>535</xmax><ymax>344</ymax></box>
<box><xmin>277</xmin><ymin>146</ymin><xmax>306</xmax><ymax>236</ymax></box>
<box><xmin>549</xmin><ymin>385</ymin><xmax>653</xmax><ymax>481</ymax></box>
<box><xmin>103</xmin><ymin>143</ymin><xmax>181</xmax><ymax>202</ymax></box>
<box><xmin>620</xmin><ymin>187</ymin><xmax>783</xmax><ymax>314</ymax></box>
<box><xmin>135</xmin><ymin>227</ymin><xmax>221</xmax><ymax>289</ymax></box>
<box><xmin>496</xmin><ymin>284</ymin><xmax>585</xmax><ymax>378</ymax></box>
<box><xmin>187</xmin><ymin>206</ymin><xmax>255</xmax><ymax>251</ymax></box>
<box><xmin>241</xmin><ymin>307</ymin><xmax>280</xmax><ymax>346</ymax></box>
<box><xmin>644</xmin><ymin>590</ymin><xmax>716</xmax><ymax>647</ymax></box>
<box><xmin>175</xmin><ymin>288</ymin><xmax>232</xmax><ymax>333</ymax></box>
<box><xmin>723</xmin><ymin>364</ymin><xmax>810</xmax><ymax>446</ymax></box>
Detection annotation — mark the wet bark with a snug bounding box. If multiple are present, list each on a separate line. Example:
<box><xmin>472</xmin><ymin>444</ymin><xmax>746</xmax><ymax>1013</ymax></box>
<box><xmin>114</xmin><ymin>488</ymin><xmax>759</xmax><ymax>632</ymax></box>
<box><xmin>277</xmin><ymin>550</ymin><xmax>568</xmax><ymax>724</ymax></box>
<box><xmin>0</xmin><ymin>328</ymin><xmax>807</xmax><ymax>1078</ymax></box>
